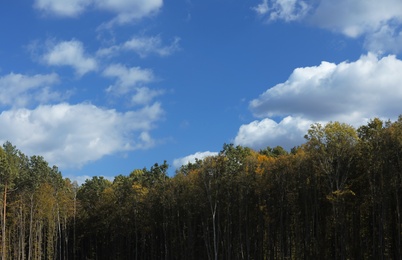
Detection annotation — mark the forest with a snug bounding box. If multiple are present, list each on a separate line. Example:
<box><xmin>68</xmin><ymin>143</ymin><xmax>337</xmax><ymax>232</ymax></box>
<box><xmin>0</xmin><ymin>117</ymin><xmax>402</xmax><ymax>259</ymax></box>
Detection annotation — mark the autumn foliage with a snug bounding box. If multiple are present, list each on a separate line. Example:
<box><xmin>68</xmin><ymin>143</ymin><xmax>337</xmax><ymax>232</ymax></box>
<box><xmin>1</xmin><ymin>117</ymin><xmax>402</xmax><ymax>259</ymax></box>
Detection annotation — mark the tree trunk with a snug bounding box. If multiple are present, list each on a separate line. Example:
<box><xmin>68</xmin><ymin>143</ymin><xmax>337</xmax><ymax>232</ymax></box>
<box><xmin>19</xmin><ymin>204</ymin><xmax>25</xmax><ymax>260</ymax></box>
<box><xmin>2</xmin><ymin>182</ymin><xmax>8</xmax><ymax>260</ymax></box>
<box><xmin>28</xmin><ymin>196</ymin><xmax>34</xmax><ymax>260</ymax></box>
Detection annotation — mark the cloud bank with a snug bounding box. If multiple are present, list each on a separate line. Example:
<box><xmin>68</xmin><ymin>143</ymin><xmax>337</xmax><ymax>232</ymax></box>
<box><xmin>235</xmin><ymin>53</ymin><xmax>402</xmax><ymax>150</ymax></box>
<box><xmin>0</xmin><ymin>102</ymin><xmax>163</xmax><ymax>168</ymax></box>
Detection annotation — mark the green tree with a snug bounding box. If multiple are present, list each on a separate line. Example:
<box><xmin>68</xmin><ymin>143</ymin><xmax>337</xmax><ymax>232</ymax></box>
<box><xmin>259</xmin><ymin>145</ymin><xmax>288</xmax><ymax>157</ymax></box>
<box><xmin>0</xmin><ymin>143</ymin><xmax>19</xmax><ymax>260</ymax></box>
<box><xmin>304</xmin><ymin>121</ymin><xmax>358</xmax><ymax>259</ymax></box>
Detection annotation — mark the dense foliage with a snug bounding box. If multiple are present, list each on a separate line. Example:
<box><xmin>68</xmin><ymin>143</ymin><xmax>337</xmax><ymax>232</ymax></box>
<box><xmin>1</xmin><ymin>117</ymin><xmax>402</xmax><ymax>259</ymax></box>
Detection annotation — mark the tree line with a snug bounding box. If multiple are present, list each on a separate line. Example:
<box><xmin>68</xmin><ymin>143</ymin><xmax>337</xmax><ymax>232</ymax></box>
<box><xmin>1</xmin><ymin>117</ymin><xmax>402</xmax><ymax>259</ymax></box>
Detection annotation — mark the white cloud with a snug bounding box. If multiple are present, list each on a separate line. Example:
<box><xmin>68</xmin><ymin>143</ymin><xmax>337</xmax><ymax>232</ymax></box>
<box><xmin>364</xmin><ymin>24</ymin><xmax>402</xmax><ymax>54</ymax></box>
<box><xmin>253</xmin><ymin>0</ymin><xmax>310</xmax><ymax>22</ymax></box>
<box><xmin>43</xmin><ymin>40</ymin><xmax>97</xmax><ymax>76</ymax></box>
<box><xmin>103</xmin><ymin>63</ymin><xmax>155</xmax><ymax>94</ymax></box>
<box><xmin>34</xmin><ymin>0</ymin><xmax>163</xmax><ymax>24</ymax></box>
<box><xmin>96</xmin><ymin>0</ymin><xmax>163</xmax><ymax>26</ymax></box>
<box><xmin>237</xmin><ymin>53</ymin><xmax>402</xmax><ymax>150</ymax></box>
<box><xmin>68</xmin><ymin>175</ymin><xmax>91</xmax><ymax>186</ymax></box>
<box><xmin>173</xmin><ymin>151</ymin><xmax>218</xmax><ymax>169</ymax></box>
<box><xmin>96</xmin><ymin>45</ymin><xmax>121</xmax><ymax>58</ymax></box>
<box><xmin>253</xmin><ymin>0</ymin><xmax>402</xmax><ymax>53</ymax></box>
<box><xmin>0</xmin><ymin>102</ymin><xmax>164</xmax><ymax>168</ymax></box>
<box><xmin>103</xmin><ymin>65</ymin><xmax>164</xmax><ymax>106</ymax></box>
<box><xmin>234</xmin><ymin>116</ymin><xmax>313</xmax><ymax>150</ymax></box>
<box><xmin>0</xmin><ymin>73</ymin><xmax>60</xmax><ymax>107</ymax></box>
<box><xmin>131</xmin><ymin>87</ymin><xmax>164</xmax><ymax>106</ymax></box>
<box><xmin>309</xmin><ymin>0</ymin><xmax>402</xmax><ymax>38</ymax></box>
<box><xmin>253</xmin><ymin>0</ymin><xmax>269</xmax><ymax>15</ymax></box>
<box><xmin>34</xmin><ymin>0</ymin><xmax>91</xmax><ymax>17</ymax></box>
<box><xmin>251</xmin><ymin>53</ymin><xmax>402</xmax><ymax>122</ymax></box>
<box><xmin>123</xmin><ymin>36</ymin><xmax>180</xmax><ymax>58</ymax></box>
<box><xmin>97</xmin><ymin>35</ymin><xmax>180</xmax><ymax>58</ymax></box>
<box><xmin>66</xmin><ymin>174</ymin><xmax>115</xmax><ymax>185</ymax></box>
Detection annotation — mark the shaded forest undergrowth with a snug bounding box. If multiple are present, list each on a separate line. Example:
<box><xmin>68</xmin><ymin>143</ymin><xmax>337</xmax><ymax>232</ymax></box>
<box><xmin>1</xmin><ymin>117</ymin><xmax>402</xmax><ymax>259</ymax></box>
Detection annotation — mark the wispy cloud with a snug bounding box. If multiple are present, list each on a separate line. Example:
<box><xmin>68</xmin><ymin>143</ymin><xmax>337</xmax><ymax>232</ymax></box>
<box><xmin>253</xmin><ymin>0</ymin><xmax>269</xmax><ymax>15</ymax></box>
<box><xmin>34</xmin><ymin>0</ymin><xmax>163</xmax><ymax>25</ymax></box>
<box><xmin>96</xmin><ymin>0</ymin><xmax>163</xmax><ymax>26</ymax></box>
<box><xmin>97</xmin><ymin>35</ymin><xmax>180</xmax><ymax>58</ymax></box>
<box><xmin>123</xmin><ymin>35</ymin><xmax>180</xmax><ymax>58</ymax></box>
<box><xmin>34</xmin><ymin>0</ymin><xmax>91</xmax><ymax>17</ymax></box>
<box><xmin>253</xmin><ymin>0</ymin><xmax>310</xmax><ymax>22</ymax></box>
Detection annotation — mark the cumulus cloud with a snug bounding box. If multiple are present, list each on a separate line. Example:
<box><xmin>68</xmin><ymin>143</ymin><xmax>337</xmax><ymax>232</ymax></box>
<box><xmin>234</xmin><ymin>116</ymin><xmax>313</xmax><ymax>150</ymax></box>
<box><xmin>0</xmin><ymin>102</ymin><xmax>164</xmax><ymax>168</ymax></box>
<box><xmin>34</xmin><ymin>0</ymin><xmax>163</xmax><ymax>24</ymax></box>
<box><xmin>173</xmin><ymin>151</ymin><xmax>219</xmax><ymax>169</ymax></box>
<box><xmin>0</xmin><ymin>73</ymin><xmax>60</xmax><ymax>107</ymax></box>
<box><xmin>253</xmin><ymin>0</ymin><xmax>402</xmax><ymax>53</ymax></box>
<box><xmin>236</xmin><ymin>53</ymin><xmax>402</xmax><ymax>150</ymax></box>
<box><xmin>43</xmin><ymin>40</ymin><xmax>97</xmax><ymax>76</ymax></box>
<box><xmin>251</xmin><ymin>53</ymin><xmax>402</xmax><ymax>122</ymax></box>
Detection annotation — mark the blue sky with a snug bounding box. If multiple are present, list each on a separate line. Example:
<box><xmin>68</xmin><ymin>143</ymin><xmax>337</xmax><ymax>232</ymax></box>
<box><xmin>1</xmin><ymin>0</ymin><xmax>402</xmax><ymax>183</ymax></box>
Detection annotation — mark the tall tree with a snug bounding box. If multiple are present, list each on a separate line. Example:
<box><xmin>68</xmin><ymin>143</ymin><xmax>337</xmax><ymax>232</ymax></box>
<box><xmin>0</xmin><ymin>143</ymin><xmax>18</xmax><ymax>260</ymax></box>
<box><xmin>304</xmin><ymin>122</ymin><xmax>358</xmax><ymax>259</ymax></box>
